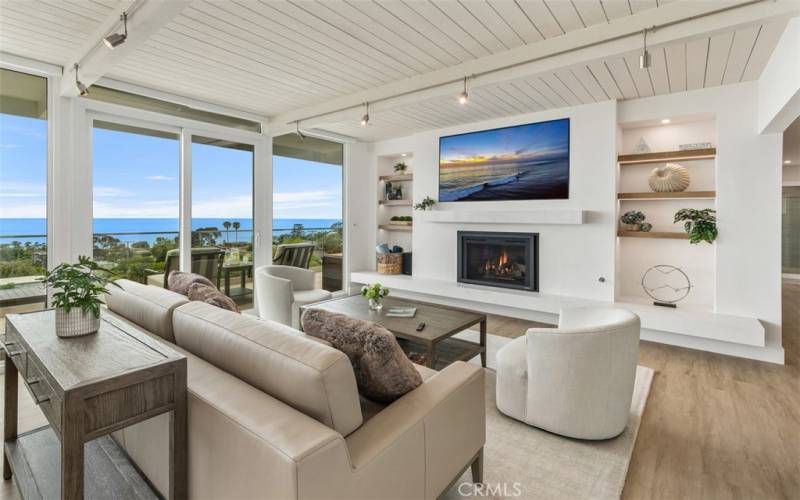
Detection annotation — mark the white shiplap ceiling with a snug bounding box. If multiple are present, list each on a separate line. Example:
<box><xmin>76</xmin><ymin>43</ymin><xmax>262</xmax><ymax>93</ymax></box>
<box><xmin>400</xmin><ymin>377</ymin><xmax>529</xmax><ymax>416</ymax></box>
<box><xmin>0</xmin><ymin>0</ymin><xmax>795</xmax><ymax>141</ymax></box>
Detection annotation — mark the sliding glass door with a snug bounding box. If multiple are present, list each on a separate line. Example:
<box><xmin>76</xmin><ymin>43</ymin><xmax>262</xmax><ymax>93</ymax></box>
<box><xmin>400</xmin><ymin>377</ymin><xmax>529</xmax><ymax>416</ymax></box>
<box><xmin>92</xmin><ymin>121</ymin><xmax>180</xmax><ymax>285</ymax></box>
<box><xmin>273</xmin><ymin>133</ymin><xmax>344</xmax><ymax>292</ymax></box>
<box><xmin>191</xmin><ymin>136</ymin><xmax>254</xmax><ymax>302</ymax></box>
<box><xmin>0</xmin><ymin>68</ymin><xmax>48</xmax><ymax>320</ymax></box>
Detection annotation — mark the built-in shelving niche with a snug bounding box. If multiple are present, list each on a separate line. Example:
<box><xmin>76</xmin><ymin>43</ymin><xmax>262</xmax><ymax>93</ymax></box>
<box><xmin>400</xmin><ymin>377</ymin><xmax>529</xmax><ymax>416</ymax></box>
<box><xmin>615</xmin><ymin>115</ymin><xmax>717</xmax><ymax>312</ymax></box>
<box><xmin>377</xmin><ymin>152</ymin><xmax>413</xmax><ymax>252</ymax></box>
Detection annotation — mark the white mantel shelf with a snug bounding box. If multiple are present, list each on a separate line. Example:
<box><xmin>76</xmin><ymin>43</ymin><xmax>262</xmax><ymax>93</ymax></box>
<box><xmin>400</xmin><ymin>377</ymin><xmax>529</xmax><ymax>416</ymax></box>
<box><xmin>350</xmin><ymin>272</ymin><xmax>765</xmax><ymax>348</ymax></box>
<box><xmin>417</xmin><ymin>208</ymin><xmax>585</xmax><ymax>225</ymax></box>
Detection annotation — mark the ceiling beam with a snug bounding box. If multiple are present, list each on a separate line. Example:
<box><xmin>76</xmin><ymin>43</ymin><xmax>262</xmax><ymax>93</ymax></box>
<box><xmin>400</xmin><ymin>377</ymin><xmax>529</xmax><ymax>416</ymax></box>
<box><xmin>60</xmin><ymin>0</ymin><xmax>191</xmax><ymax>97</ymax></box>
<box><xmin>271</xmin><ymin>0</ymin><xmax>800</xmax><ymax>134</ymax></box>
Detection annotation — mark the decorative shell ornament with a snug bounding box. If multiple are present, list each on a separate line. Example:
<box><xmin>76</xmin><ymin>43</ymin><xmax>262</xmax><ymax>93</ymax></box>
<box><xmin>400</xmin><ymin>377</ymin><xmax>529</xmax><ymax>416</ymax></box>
<box><xmin>648</xmin><ymin>163</ymin><xmax>690</xmax><ymax>192</ymax></box>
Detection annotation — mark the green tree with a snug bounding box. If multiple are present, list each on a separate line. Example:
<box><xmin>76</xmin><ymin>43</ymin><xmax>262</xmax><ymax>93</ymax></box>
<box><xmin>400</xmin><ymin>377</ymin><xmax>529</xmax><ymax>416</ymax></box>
<box><xmin>291</xmin><ymin>223</ymin><xmax>304</xmax><ymax>238</ymax></box>
<box><xmin>223</xmin><ymin>221</ymin><xmax>232</xmax><ymax>242</ymax></box>
<box><xmin>232</xmin><ymin>221</ymin><xmax>241</xmax><ymax>242</ymax></box>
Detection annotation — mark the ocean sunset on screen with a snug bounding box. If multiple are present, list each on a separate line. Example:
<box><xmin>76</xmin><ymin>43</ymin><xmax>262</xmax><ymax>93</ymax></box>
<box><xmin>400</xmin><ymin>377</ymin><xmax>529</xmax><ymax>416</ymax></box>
<box><xmin>439</xmin><ymin>118</ymin><xmax>570</xmax><ymax>202</ymax></box>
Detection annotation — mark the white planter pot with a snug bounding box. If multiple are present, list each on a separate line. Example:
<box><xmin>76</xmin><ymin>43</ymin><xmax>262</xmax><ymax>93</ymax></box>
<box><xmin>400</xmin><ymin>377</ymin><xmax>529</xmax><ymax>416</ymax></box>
<box><xmin>55</xmin><ymin>308</ymin><xmax>101</xmax><ymax>338</ymax></box>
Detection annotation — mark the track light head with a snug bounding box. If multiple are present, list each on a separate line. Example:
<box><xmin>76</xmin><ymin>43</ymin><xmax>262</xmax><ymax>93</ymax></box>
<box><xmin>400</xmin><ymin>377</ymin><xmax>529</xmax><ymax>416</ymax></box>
<box><xmin>639</xmin><ymin>28</ymin><xmax>651</xmax><ymax>69</ymax></box>
<box><xmin>104</xmin><ymin>12</ymin><xmax>128</xmax><ymax>49</ymax></box>
<box><xmin>361</xmin><ymin>102</ymin><xmax>370</xmax><ymax>126</ymax></box>
<box><xmin>295</xmin><ymin>121</ymin><xmax>305</xmax><ymax>141</ymax></box>
<box><xmin>74</xmin><ymin>64</ymin><xmax>89</xmax><ymax>96</ymax></box>
<box><xmin>458</xmin><ymin>76</ymin><xmax>469</xmax><ymax>105</ymax></box>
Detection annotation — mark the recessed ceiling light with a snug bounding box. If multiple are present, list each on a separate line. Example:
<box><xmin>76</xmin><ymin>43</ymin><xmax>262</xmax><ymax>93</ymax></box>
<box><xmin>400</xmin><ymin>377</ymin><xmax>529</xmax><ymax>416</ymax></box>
<box><xmin>786</xmin><ymin>160</ymin><xmax>793</xmax><ymax>164</ymax></box>
<box><xmin>661</xmin><ymin>118</ymin><xmax>671</xmax><ymax>124</ymax></box>
<box><xmin>401</xmin><ymin>153</ymin><xmax>407</xmax><ymax>157</ymax></box>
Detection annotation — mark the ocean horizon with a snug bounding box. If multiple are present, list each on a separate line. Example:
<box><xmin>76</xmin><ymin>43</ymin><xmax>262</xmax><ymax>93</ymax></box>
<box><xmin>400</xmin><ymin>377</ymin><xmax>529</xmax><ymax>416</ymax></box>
<box><xmin>0</xmin><ymin>218</ymin><xmax>343</xmax><ymax>245</ymax></box>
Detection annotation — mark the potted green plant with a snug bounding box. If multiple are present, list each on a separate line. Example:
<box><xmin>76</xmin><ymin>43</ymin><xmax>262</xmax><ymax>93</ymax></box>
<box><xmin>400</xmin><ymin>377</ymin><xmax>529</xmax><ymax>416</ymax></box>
<box><xmin>413</xmin><ymin>196</ymin><xmax>436</xmax><ymax>211</ymax></box>
<box><xmin>361</xmin><ymin>283</ymin><xmax>389</xmax><ymax>311</ymax></box>
<box><xmin>674</xmin><ymin>208</ymin><xmax>717</xmax><ymax>244</ymax></box>
<box><xmin>393</xmin><ymin>162</ymin><xmax>408</xmax><ymax>173</ymax></box>
<box><xmin>41</xmin><ymin>256</ymin><xmax>119</xmax><ymax>338</ymax></box>
<box><xmin>390</xmin><ymin>215</ymin><xmax>413</xmax><ymax>226</ymax></box>
<box><xmin>619</xmin><ymin>210</ymin><xmax>646</xmax><ymax>231</ymax></box>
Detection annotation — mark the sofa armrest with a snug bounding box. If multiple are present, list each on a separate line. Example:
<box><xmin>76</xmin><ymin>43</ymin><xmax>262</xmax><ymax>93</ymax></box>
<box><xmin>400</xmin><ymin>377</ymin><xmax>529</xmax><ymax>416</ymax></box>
<box><xmin>344</xmin><ymin>361</ymin><xmax>485</xmax><ymax>496</ymax></box>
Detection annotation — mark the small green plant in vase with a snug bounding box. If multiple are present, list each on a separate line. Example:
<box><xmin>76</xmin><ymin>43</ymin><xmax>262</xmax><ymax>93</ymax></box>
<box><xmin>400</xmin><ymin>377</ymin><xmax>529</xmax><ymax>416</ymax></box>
<box><xmin>393</xmin><ymin>162</ymin><xmax>408</xmax><ymax>173</ymax></box>
<box><xmin>413</xmin><ymin>196</ymin><xmax>436</xmax><ymax>211</ymax></box>
<box><xmin>674</xmin><ymin>208</ymin><xmax>717</xmax><ymax>244</ymax></box>
<box><xmin>620</xmin><ymin>210</ymin><xmax>646</xmax><ymax>231</ymax></box>
<box><xmin>361</xmin><ymin>283</ymin><xmax>389</xmax><ymax>311</ymax></box>
<box><xmin>41</xmin><ymin>256</ymin><xmax>120</xmax><ymax>338</ymax></box>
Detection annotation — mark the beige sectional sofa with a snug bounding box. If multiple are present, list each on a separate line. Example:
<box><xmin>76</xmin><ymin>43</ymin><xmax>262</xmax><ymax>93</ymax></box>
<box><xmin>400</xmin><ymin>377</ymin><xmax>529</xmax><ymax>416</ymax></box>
<box><xmin>104</xmin><ymin>279</ymin><xmax>486</xmax><ymax>499</ymax></box>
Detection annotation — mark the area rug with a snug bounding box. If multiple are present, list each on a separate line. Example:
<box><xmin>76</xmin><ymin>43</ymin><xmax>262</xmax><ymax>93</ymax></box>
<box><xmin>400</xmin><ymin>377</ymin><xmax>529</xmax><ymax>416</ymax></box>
<box><xmin>443</xmin><ymin>331</ymin><xmax>654</xmax><ymax>500</ymax></box>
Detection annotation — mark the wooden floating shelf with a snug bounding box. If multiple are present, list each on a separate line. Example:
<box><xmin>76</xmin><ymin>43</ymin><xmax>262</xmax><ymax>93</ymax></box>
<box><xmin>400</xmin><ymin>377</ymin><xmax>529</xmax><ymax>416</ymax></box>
<box><xmin>618</xmin><ymin>148</ymin><xmax>716</xmax><ymax>165</ymax></box>
<box><xmin>618</xmin><ymin>191</ymin><xmax>716</xmax><ymax>200</ymax></box>
<box><xmin>379</xmin><ymin>173</ymin><xmax>413</xmax><ymax>182</ymax></box>
<box><xmin>618</xmin><ymin>230</ymin><xmax>688</xmax><ymax>239</ymax></box>
<box><xmin>379</xmin><ymin>224</ymin><xmax>412</xmax><ymax>232</ymax></box>
<box><xmin>379</xmin><ymin>199</ymin><xmax>412</xmax><ymax>206</ymax></box>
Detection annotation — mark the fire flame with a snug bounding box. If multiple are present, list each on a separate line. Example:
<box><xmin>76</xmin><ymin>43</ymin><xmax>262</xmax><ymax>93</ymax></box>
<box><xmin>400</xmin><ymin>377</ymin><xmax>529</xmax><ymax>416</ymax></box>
<box><xmin>498</xmin><ymin>251</ymin><xmax>508</xmax><ymax>266</ymax></box>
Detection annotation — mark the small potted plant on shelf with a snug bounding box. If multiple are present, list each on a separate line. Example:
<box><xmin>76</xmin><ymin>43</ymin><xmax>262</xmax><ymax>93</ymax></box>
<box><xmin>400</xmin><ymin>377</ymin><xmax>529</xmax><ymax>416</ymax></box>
<box><xmin>41</xmin><ymin>256</ymin><xmax>119</xmax><ymax>338</ymax></box>
<box><xmin>390</xmin><ymin>216</ymin><xmax>413</xmax><ymax>226</ymax></box>
<box><xmin>674</xmin><ymin>208</ymin><xmax>717</xmax><ymax>244</ymax></box>
<box><xmin>619</xmin><ymin>210</ymin><xmax>646</xmax><ymax>231</ymax></box>
<box><xmin>413</xmin><ymin>196</ymin><xmax>436</xmax><ymax>211</ymax></box>
<box><xmin>361</xmin><ymin>283</ymin><xmax>390</xmax><ymax>311</ymax></box>
<box><xmin>393</xmin><ymin>162</ymin><xmax>408</xmax><ymax>173</ymax></box>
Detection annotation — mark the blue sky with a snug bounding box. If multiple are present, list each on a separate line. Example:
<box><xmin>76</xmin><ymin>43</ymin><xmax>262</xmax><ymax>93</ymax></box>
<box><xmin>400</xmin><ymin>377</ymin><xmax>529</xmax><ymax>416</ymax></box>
<box><xmin>440</xmin><ymin>118</ymin><xmax>569</xmax><ymax>168</ymax></box>
<box><xmin>0</xmin><ymin>113</ymin><xmax>343</xmax><ymax>221</ymax></box>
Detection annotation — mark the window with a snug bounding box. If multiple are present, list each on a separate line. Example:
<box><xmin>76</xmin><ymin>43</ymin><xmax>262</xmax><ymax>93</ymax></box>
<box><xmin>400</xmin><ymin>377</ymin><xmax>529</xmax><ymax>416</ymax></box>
<box><xmin>92</xmin><ymin>120</ymin><xmax>180</xmax><ymax>285</ymax></box>
<box><xmin>0</xmin><ymin>68</ymin><xmax>48</xmax><ymax>319</ymax></box>
<box><xmin>273</xmin><ymin>134</ymin><xmax>344</xmax><ymax>292</ymax></box>
<box><xmin>191</xmin><ymin>136</ymin><xmax>254</xmax><ymax>302</ymax></box>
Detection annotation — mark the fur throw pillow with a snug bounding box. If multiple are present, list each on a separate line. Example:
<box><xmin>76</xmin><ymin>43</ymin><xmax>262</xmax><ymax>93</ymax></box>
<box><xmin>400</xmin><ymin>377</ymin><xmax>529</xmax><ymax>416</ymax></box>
<box><xmin>187</xmin><ymin>283</ymin><xmax>240</xmax><ymax>313</ymax></box>
<box><xmin>301</xmin><ymin>309</ymin><xmax>422</xmax><ymax>403</ymax></box>
<box><xmin>168</xmin><ymin>271</ymin><xmax>215</xmax><ymax>296</ymax></box>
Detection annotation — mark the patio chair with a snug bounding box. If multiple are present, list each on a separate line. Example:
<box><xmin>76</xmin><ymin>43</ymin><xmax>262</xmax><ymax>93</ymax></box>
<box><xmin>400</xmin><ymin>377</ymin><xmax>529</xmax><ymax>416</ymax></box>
<box><xmin>146</xmin><ymin>247</ymin><xmax>225</xmax><ymax>289</ymax></box>
<box><xmin>272</xmin><ymin>242</ymin><xmax>315</xmax><ymax>269</ymax></box>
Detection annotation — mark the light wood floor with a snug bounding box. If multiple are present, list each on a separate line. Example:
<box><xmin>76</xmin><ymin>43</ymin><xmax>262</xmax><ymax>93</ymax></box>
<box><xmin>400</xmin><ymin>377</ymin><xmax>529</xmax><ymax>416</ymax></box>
<box><xmin>1</xmin><ymin>283</ymin><xmax>798</xmax><ymax>499</ymax></box>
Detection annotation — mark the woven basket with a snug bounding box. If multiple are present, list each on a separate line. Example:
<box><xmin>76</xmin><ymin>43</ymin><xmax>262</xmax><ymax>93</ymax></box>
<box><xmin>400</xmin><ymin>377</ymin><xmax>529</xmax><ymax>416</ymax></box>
<box><xmin>377</xmin><ymin>253</ymin><xmax>402</xmax><ymax>275</ymax></box>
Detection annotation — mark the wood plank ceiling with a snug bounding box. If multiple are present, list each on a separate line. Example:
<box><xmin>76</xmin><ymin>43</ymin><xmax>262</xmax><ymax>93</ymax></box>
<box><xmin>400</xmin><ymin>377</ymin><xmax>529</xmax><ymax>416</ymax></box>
<box><xmin>0</xmin><ymin>0</ymin><xmax>790</xmax><ymax>141</ymax></box>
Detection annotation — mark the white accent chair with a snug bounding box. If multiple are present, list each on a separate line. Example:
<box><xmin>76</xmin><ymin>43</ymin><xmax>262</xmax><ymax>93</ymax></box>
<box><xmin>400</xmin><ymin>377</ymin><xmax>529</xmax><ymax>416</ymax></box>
<box><xmin>495</xmin><ymin>307</ymin><xmax>641</xmax><ymax>440</ymax></box>
<box><xmin>254</xmin><ymin>265</ymin><xmax>332</xmax><ymax>327</ymax></box>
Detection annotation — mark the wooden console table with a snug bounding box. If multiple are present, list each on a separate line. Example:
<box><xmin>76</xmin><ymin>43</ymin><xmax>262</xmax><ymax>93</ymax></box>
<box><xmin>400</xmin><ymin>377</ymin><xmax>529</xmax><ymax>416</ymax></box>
<box><xmin>3</xmin><ymin>310</ymin><xmax>187</xmax><ymax>499</ymax></box>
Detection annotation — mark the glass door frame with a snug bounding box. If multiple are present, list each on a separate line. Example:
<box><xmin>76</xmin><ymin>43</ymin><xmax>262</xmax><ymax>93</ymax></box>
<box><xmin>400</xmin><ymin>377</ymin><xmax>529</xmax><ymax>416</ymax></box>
<box><xmin>77</xmin><ymin>97</ymin><xmax>267</xmax><ymax>280</ymax></box>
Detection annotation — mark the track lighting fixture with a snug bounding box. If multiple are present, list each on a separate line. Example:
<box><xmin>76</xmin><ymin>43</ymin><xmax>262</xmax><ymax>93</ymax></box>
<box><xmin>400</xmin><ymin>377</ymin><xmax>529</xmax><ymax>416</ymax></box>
<box><xmin>458</xmin><ymin>76</ymin><xmax>469</xmax><ymax>105</ymax></box>
<box><xmin>74</xmin><ymin>64</ymin><xmax>89</xmax><ymax>96</ymax></box>
<box><xmin>295</xmin><ymin>121</ymin><xmax>305</xmax><ymax>141</ymax></box>
<box><xmin>104</xmin><ymin>12</ymin><xmax>128</xmax><ymax>49</ymax></box>
<box><xmin>639</xmin><ymin>28</ymin><xmax>651</xmax><ymax>69</ymax></box>
<box><xmin>361</xmin><ymin>102</ymin><xmax>370</xmax><ymax>126</ymax></box>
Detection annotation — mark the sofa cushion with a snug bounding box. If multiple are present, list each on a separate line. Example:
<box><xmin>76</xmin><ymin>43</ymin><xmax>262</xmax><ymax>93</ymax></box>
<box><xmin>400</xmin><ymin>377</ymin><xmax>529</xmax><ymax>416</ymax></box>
<box><xmin>172</xmin><ymin>301</ymin><xmax>363</xmax><ymax>436</ymax></box>
<box><xmin>105</xmin><ymin>279</ymin><xmax>188</xmax><ymax>343</ymax></box>
<box><xmin>168</xmin><ymin>271</ymin><xmax>215</xmax><ymax>295</ymax></box>
<box><xmin>187</xmin><ymin>282</ymin><xmax>240</xmax><ymax>313</ymax></box>
<box><xmin>301</xmin><ymin>309</ymin><xmax>423</xmax><ymax>403</ymax></box>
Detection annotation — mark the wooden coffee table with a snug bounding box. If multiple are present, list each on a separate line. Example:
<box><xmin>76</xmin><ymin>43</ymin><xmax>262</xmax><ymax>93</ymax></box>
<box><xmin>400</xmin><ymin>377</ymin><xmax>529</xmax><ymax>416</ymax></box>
<box><xmin>301</xmin><ymin>295</ymin><xmax>487</xmax><ymax>369</ymax></box>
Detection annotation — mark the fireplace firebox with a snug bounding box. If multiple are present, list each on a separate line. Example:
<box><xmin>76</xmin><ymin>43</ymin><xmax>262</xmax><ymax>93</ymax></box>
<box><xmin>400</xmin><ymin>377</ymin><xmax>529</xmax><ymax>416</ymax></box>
<box><xmin>457</xmin><ymin>231</ymin><xmax>539</xmax><ymax>291</ymax></box>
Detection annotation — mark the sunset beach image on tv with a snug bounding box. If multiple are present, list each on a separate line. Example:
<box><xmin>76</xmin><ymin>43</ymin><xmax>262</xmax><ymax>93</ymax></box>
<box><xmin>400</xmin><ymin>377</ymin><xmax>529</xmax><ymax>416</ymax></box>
<box><xmin>439</xmin><ymin>118</ymin><xmax>569</xmax><ymax>202</ymax></box>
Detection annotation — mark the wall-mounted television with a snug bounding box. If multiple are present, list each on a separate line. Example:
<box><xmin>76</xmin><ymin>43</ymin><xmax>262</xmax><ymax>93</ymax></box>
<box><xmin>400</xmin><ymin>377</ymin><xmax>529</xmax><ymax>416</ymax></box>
<box><xmin>439</xmin><ymin>118</ymin><xmax>570</xmax><ymax>202</ymax></box>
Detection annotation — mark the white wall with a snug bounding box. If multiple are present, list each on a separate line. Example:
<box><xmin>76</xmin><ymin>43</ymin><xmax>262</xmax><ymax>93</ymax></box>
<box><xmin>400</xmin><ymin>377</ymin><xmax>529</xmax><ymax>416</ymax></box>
<box><xmin>619</xmin><ymin>82</ymin><xmax>784</xmax><ymax>362</ymax></box>
<box><xmin>347</xmin><ymin>142</ymin><xmax>376</xmax><ymax>274</ymax></box>
<box><xmin>364</xmin><ymin>101</ymin><xmax>618</xmax><ymax>302</ymax></box>
<box><xmin>758</xmin><ymin>17</ymin><xmax>800</xmax><ymax>134</ymax></box>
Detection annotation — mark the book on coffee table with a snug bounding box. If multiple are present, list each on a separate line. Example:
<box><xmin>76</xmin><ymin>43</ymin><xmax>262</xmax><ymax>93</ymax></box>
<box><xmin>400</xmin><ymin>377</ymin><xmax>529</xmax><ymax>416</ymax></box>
<box><xmin>385</xmin><ymin>307</ymin><xmax>417</xmax><ymax>318</ymax></box>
